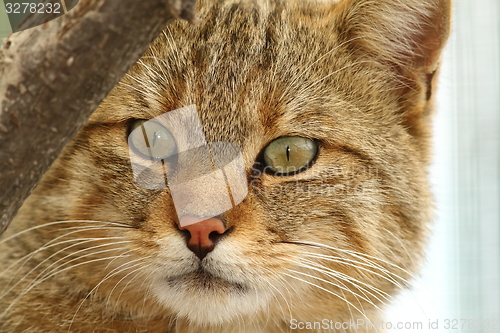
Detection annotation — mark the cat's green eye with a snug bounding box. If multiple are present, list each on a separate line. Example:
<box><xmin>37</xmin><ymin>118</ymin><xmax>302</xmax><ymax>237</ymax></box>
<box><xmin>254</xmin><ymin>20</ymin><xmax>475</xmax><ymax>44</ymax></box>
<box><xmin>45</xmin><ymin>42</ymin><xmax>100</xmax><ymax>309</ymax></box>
<box><xmin>263</xmin><ymin>136</ymin><xmax>318</xmax><ymax>175</ymax></box>
<box><xmin>129</xmin><ymin>120</ymin><xmax>176</xmax><ymax>160</ymax></box>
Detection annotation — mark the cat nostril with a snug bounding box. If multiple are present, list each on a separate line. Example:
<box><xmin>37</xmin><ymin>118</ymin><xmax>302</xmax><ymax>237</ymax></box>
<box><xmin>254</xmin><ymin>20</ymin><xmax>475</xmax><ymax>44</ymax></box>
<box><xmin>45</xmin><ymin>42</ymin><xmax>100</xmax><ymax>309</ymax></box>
<box><xmin>179</xmin><ymin>216</ymin><xmax>227</xmax><ymax>260</ymax></box>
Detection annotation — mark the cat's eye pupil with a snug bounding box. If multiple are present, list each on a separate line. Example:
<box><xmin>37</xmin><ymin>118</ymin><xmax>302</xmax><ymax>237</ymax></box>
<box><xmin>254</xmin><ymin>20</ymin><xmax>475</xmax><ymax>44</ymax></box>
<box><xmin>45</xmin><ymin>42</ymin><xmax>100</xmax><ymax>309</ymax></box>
<box><xmin>262</xmin><ymin>136</ymin><xmax>318</xmax><ymax>175</ymax></box>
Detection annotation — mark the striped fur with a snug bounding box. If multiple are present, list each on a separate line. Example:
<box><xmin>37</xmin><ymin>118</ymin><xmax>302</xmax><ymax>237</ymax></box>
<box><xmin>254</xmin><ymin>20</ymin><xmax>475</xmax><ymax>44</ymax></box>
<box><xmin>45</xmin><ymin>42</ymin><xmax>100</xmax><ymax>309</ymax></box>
<box><xmin>0</xmin><ymin>0</ymin><xmax>450</xmax><ymax>332</ymax></box>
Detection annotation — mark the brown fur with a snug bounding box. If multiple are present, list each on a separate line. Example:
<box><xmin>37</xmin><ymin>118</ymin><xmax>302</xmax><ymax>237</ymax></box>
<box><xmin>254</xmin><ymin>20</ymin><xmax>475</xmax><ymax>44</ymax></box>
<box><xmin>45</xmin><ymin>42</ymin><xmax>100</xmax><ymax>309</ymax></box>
<box><xmin>0</xmin><ymin>0</ymin><xmax>451</xmax><ymax>332</ymax></box>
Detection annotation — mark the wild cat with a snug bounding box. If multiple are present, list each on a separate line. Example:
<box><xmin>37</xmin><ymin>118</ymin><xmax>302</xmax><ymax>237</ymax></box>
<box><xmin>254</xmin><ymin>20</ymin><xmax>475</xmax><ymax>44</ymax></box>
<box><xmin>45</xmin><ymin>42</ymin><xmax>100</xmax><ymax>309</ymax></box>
<box><xmin>0</xmin><ymin>0</ymin><xmax>451</xmax><ymax>332</ymax></box>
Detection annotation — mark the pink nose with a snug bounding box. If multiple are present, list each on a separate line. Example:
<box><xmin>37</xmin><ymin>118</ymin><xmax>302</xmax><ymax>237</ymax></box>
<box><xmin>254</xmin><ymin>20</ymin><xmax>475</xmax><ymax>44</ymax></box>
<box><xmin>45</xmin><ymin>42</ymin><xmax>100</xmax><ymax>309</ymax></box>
<box><xmin>179</xmin><ymin>216</ymin><xmax>227</xmax><ymax>260</ymax></box>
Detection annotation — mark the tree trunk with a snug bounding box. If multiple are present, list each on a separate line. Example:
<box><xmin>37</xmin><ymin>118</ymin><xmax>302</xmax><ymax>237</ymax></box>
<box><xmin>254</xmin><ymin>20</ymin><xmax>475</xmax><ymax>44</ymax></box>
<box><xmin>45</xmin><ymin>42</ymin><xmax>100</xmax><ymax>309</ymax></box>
<box><xmin>0</xmin><ymin>0</ymin><xmax>197</xmax><ymax>234</ymax></box>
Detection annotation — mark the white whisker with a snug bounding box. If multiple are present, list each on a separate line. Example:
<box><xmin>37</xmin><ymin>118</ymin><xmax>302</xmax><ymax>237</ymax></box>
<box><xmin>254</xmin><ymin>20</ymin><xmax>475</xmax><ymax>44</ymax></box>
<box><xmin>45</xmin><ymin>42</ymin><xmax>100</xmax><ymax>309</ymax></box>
<box><xmin>293</xmin><ymin>240</ymin><xmax>414</xmax><ymax>277</ymax></box>
<box><xmin>0</xmin><ymin>254</ymin><xmax>131</xmax><ymax>320</ymax></box>
<box><xmin>69</xmin><ymin>256</ymin><xmax>152</xmax><ymax>331</ymax></box>
<box><xmin>297</xmin><ymin>256</ymin><xmax>391</xmax><ymax>304</ymax></box>
<box><xmin>1</xmin><ymin>239</ymin><xmax>130</xmax><ymax>300</ymax></box>
<box><xmin>283</xmin><ymin>271</ymin><xmax>373</xmax><ymax>325</ymax></box>
<box><xmin>0</xmin><ymin>220</ymin><xmax>131</xmax><ymax>246</ymax></box>
<box><xmin>287</xmin><ymin>266</ymin><xmax>382</xmax><ymax>311</ymax></box>
<box><xmin>0</xmin><ymin>233</ymin><xmax>117</xmax><ymax>280</ymax></box>
<box><xmin>107</xmin><ymin>264</ymin><xmax>150</xmax><ymax>309</ymax></box>
<box><xmin>37</xmin><ymin>241</ymin><xmax>131</xmax><ymax>281</ymax></box>
<box><xmin>299</xmin><ymin>251</ymin><xmax>407</xmax><ymax>288</ymax></box>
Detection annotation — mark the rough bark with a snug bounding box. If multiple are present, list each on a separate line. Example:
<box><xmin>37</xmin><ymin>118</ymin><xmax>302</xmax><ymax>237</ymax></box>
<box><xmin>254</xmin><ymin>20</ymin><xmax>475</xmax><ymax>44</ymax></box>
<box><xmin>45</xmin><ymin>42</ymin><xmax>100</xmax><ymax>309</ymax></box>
<box><xmin>0</xmin><ymin>0</ymin><xmax>198</xmax><ymax>234</ymax></box>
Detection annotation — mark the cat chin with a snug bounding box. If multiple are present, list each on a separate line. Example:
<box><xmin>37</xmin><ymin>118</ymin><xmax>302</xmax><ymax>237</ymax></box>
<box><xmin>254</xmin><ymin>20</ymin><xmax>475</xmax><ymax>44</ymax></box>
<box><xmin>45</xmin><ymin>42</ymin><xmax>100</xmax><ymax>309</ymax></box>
<box><xmin>149</xmin><ymin>271</ymin><xmax>271</xmax><ymax>325</ymax></box>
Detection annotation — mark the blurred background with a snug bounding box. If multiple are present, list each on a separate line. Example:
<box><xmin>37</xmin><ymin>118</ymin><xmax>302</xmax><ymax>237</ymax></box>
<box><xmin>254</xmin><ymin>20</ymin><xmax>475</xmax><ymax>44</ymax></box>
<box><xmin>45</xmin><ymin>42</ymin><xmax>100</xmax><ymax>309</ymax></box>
<box><xmin>1</xmin><ymin>0</ymin><xmax>499</xmax><ymax>332</ymax></box>
<box><xmin>385</xmin><ymin>0</ymin><xmax>500</xmax><ymax>332</ymax></box>
<box><xmin>0</xmin><ymin>3</ymin><xmax>9</xmax><ymax>36</ymax></box>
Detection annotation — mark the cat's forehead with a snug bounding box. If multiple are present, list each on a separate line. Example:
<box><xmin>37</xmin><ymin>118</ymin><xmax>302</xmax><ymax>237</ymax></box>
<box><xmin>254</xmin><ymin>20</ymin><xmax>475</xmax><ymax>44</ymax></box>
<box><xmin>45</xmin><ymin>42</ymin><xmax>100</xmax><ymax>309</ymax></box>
<box><xmin>90</xmin><ymin>0</ymin><xmax>370</xmax><ymax>150</ymax></box>
<box><xmin>92</xmin><ymin>0</ymin><xmax>346</xmax><ymax>120</ymax></box>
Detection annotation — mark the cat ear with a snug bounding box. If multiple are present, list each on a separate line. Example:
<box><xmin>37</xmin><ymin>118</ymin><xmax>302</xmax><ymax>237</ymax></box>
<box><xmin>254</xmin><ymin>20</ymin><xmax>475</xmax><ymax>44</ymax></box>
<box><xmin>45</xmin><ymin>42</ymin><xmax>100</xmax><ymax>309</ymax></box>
<box><xmin>333</xmin><ymin>0</ymin><xmax>452</xmax><ymax>73</ymax></box>
<box><xmin>332</xmin><ymin>0</ymin><xmax>451</xmax><ymax>144</ymax></box>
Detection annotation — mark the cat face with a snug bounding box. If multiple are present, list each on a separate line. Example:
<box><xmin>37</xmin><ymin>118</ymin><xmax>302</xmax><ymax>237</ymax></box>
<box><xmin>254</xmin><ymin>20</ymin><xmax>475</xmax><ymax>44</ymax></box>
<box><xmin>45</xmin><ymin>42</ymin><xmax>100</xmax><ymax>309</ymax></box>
<box><xmin>1</xmin><ymin>0</ymin><xmax>451</xmax><ymax>331</ymax></box>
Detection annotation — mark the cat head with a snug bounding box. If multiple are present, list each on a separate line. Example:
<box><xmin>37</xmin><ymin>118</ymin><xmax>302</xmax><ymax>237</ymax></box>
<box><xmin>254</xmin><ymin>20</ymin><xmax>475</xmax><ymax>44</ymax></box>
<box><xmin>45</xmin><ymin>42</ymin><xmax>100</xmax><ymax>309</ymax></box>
<box><xmin>18</xmin><ymin>0</ymin><xmax>451</xmax><ymax>329</ymax></box>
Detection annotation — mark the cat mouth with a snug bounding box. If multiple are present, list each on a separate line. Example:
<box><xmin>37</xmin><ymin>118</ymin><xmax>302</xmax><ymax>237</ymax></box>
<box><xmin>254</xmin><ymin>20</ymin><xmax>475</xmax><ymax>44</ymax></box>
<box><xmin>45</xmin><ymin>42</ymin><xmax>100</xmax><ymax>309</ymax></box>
<box><xmin>165</xmin><ymin>267</ymin><xmax>248</xmax><ymax>293</ymax></box>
